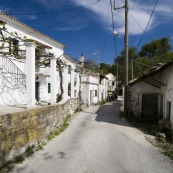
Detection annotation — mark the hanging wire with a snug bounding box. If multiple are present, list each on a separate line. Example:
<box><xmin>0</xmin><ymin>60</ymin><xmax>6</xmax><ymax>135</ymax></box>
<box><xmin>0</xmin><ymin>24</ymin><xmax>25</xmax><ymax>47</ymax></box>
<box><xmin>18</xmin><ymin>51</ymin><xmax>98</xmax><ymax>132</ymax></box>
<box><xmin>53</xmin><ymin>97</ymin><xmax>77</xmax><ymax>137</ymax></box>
<box><xmin>3</xmin><ymin>1</ymin><xmax>100</xmax><ymax>16</ymax></box>
<box><xmin>137</xmin><ymin>0</ymin><xmax>159</xmax><ymax>49</ymax></box>
<box><xmin>110</xmin><ymin>0</ymin><xmax>118</xmax><ymax>57</ymax></box>
<box><xmin>39</xmin><ymin>1</ymin><xmax>100</xmax><ymax>31</ymax></box>
<box><xmin>102</xmin><ymin>1</ymin><xmax>110</xmax><ymax>63</ymax></box>
<box><xmin>128</xmin><ymin>10</ymin><xmax>153</xmax><ymax>41</ymax></box>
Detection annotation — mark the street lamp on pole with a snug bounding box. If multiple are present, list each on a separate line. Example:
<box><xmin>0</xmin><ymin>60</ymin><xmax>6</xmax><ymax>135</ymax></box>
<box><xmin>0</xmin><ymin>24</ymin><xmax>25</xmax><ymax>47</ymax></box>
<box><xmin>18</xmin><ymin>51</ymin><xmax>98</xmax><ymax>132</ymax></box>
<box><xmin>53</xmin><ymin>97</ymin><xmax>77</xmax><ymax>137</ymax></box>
<box><xmin>113</xmin><ymin>0</ymin><xmax>128</xmax><ymax>117</ymax></box>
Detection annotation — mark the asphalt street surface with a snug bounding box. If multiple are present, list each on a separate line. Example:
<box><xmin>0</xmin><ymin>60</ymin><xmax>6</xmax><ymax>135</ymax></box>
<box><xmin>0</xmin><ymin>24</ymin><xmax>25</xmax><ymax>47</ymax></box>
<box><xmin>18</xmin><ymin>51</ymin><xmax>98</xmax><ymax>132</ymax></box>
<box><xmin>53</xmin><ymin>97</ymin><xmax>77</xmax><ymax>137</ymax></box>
<box><xmin>12</xmin><ymin>100</ymin><xmax>173</xmax><ymax>173</ymax></box>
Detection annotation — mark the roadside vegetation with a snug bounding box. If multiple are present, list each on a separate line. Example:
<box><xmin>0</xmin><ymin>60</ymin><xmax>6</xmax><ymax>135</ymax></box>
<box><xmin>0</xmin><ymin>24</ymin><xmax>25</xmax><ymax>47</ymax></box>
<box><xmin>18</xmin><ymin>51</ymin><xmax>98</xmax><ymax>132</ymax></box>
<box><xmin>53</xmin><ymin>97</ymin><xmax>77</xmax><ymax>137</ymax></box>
<box><xmin>119</xmin><ymin>111</ymin><xmax>173</xmax><ymax>160</ymax></box>
<box><xmin>95</xmin><ymin>37</ymin><xmax>173</xmax><ymax>96</ymax></box>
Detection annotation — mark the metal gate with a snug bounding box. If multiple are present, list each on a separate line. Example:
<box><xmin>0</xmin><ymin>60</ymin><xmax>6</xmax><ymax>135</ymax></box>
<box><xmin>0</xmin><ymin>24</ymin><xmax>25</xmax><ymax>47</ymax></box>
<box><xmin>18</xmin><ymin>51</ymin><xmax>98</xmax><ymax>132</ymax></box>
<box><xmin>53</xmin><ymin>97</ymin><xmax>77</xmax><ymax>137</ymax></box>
<box><xmin>142</xmin><ymin>94</ymin><xmax>158</xmax><ymax>119</ymax></box>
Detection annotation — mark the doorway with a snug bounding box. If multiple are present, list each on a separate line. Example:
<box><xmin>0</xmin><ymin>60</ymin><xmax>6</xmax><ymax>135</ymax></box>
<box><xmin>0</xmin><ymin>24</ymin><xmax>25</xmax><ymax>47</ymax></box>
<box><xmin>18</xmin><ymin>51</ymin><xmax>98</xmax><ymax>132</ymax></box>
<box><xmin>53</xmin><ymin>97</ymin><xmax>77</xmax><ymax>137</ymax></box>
<box><xmin>142</xmin><ymin>94</ymin><xmax>158</xmax><ymax>120</ymax></box>
<box><xmin>35</xmin><ymin>82</ymin><xmax>40</xmax><ymax>102</ymax></box>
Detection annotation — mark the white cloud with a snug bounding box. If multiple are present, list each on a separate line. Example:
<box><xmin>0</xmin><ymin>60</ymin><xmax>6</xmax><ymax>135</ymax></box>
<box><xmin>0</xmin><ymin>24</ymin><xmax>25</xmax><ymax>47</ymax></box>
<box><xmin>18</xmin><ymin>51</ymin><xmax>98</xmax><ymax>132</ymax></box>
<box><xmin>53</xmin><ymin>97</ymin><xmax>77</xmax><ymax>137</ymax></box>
<box><xmin>22</xmin><ymin>15</ymin><xmax>37</xmax><ymax>20</ymax></box>
<box><xmin>11</xmin><ymin>15</ymin><xmax>37</xmax><ymax>21</ymax></box>
<box><xmin>0</xmin><ymin>6</ymin><xmax>10</xmax><ymax>13</ymax></box>
<box><xmin>35</xmin><ymin>0</ymin><xmax>67</xmax><ymax>9</ymax></box>
<box><xmin>0</xmin><ymin>6</ymin><xmax>37</xmax><ymax>20</ymax></box>
<box><xmin>56</xmin><ymin>18</ymin><xmax>89</xmax><ymax>31</ymax></box>
<box><xmin>33</xmin><ymin>0</ymin><xmax>173</xmax><ymax>35</ymax></box>
<box><xmin>70</xmin><ymin>0</ymin><xmax>173</xmax><ymax>35</ymax></box>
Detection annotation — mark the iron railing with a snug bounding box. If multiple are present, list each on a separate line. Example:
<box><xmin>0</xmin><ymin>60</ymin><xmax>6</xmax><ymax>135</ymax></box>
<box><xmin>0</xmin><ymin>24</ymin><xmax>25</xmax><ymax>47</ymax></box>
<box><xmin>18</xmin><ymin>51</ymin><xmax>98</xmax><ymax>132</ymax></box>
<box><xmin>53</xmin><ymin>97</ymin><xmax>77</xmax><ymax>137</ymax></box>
<box><xmin>1</xmin><ymin>56</ymin><xmax>26</xmax><ymax>86</ymax></box>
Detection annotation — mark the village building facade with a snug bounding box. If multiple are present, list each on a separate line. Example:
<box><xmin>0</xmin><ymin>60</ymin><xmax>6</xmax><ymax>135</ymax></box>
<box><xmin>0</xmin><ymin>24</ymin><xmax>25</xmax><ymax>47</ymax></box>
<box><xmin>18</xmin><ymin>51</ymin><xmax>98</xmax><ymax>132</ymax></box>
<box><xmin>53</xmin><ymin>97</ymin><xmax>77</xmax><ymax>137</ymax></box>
<box><xmin>105</xmin><ymin>73</ymin><xmax>116</xmax><ymax>99</ymax></box>
<box><xmin>128</xmin><ymin>60</ymin><xmax>173</xmax><ymax>128</ymax></box>
<box><xmin>0</xmin><ymin>11</ymin><xmax>108</xmax><ymax>109</ymax></box>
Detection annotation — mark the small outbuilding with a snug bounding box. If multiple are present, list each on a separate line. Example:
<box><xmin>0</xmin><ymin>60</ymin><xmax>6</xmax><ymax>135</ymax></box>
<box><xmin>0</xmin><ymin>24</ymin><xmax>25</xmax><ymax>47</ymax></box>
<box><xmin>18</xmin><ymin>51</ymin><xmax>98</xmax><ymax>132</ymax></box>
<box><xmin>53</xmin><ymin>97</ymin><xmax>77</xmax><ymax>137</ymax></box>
<box><xmin>128</xmin><ymin>60</ymin><xmax>173</xmax><ymax>124</ymax></box>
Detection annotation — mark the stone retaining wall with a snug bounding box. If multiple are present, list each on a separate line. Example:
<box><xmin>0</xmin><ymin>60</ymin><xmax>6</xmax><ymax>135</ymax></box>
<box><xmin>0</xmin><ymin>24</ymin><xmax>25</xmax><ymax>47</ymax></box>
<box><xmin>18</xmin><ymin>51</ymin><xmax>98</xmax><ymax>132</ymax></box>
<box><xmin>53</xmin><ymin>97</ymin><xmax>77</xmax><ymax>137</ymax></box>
<box><xmin>0</xmin><ymin>98</ymin><xmax>79</xmax><ymax>165</ymax></box>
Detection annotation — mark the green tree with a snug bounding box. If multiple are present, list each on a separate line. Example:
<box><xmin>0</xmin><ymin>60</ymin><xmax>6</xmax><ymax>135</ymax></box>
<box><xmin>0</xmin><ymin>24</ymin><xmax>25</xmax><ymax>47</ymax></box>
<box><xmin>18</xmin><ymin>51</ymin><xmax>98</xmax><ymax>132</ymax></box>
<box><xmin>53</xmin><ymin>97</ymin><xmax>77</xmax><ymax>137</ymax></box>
<box><xmin>138</xmin><ymin>37</ymin><xmax>172</xmax><ymax>59</ymax></box>
<box><xmin>99</xmin><ymin>63</ymin><xmax>111</xmax><ymax>75</ymax></box>
<box><xmin>114</xmin><ymin>46</ymin><xmax>138</xmax><ymax>63</ymax></box>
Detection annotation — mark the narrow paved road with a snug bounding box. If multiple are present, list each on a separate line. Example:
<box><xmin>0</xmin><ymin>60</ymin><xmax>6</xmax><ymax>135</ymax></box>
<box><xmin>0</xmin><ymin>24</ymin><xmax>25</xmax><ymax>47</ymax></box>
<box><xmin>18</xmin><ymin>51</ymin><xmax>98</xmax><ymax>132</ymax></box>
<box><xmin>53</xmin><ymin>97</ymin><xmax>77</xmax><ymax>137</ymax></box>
<box><xmin>12</xmin><ymin>100</ymin><xmax>173</xmax><ymax>173</ymax></box>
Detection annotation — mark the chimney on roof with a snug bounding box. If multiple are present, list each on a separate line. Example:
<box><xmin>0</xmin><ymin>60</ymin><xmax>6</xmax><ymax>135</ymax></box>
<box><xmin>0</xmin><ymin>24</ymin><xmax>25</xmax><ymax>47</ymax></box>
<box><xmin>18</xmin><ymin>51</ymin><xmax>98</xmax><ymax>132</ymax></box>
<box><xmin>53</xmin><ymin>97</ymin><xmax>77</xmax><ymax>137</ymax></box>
<box><xmin>79</xmin><ymin>53</ymin><xmax>84</xmax><ymax>67</ymax></box>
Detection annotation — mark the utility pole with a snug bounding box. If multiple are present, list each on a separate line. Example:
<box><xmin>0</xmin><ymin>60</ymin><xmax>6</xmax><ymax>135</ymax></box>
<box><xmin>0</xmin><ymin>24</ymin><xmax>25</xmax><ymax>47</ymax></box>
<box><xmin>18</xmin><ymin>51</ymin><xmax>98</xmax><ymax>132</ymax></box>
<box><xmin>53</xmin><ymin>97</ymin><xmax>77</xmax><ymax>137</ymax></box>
<box><xmin>124</xmin><ymin>0</ymin><xmax>128</xmax><ymax>117</ymax></box>
<box><xmin>131</xmin><ymin>59</ymin><xmax>133</xmax><ymax>80</ymax></box>
<box><xmin>114</xmin><ymin>0</ymin><xmax>128</xmax><ymax>117</ymax></box>
<box><xmin>116</xmin><ymin>61</ymin><xmax>118</xmax><ymax>90</ymax></box>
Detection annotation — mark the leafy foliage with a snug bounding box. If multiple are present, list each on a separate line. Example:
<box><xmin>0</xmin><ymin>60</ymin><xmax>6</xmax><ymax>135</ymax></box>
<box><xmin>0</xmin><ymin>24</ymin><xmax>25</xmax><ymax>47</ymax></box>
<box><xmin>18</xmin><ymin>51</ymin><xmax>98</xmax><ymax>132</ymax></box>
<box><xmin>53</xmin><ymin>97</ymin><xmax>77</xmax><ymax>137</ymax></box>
<box><xmin>110</xmin><ymin>37</ymin><xmax>173</xmax><ymax>83</ymax></box>
<box><xmin>138</xmin><ymin>37</ymin><xmax>172</xmax><ymax>59</ymax></box>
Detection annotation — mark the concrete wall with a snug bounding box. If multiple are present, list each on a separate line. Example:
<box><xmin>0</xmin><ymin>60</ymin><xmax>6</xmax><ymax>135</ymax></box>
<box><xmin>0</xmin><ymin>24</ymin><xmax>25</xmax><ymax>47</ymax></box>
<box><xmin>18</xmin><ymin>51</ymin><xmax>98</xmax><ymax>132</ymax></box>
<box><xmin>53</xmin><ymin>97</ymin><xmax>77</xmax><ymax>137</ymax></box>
<box><xmin>89</xmin><ymin>84</ymin><xmax>99</xmax><ymax>105</ymax></box>
<box><xmin>81</xmin><ymin>82</ymin><xmax>99</xmax><ymax>108</ymax></box>
<box><xmin>98</xmin><ymin>78</ymin><xmax>108</xmax><ymax>102</ymax></box>
<box><xmin>128</xmin><ymin>64</ymin><xmax>173</xmax><ymax>126</ymax></box>
<box><xmin>81</xmin><ymin>82</ymin><xmax>89</xmax><ymax>108</ymax></box>
<box><xmin>0</xmin><ymin>98</ymin><xmax>79</xmax><ymax>165</ymax></box>
<box><xmin>128</xmin><ymin>80</ymin><xmax>161</xmax><ymax>116</ymax></box>
<box><xmin>160</xmin><ymin>65</ymin><xmax>173</xmax><ymax>126</ymax></box>
<box><xmin>35</xmin><ymin>76</ymin><xmax>50</xmax><ymax>102</ymax></box>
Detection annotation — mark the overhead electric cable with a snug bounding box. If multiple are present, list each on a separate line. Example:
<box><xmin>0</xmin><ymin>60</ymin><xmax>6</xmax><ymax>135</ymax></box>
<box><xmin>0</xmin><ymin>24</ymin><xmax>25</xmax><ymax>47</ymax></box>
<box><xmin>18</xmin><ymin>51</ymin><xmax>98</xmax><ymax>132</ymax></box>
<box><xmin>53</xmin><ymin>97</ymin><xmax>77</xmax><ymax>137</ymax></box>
<box><xmin>102</xmin><ymin>1</ymin><xmax>110</xmax><ymax>63</ymax></box>
<box><xmin>133</xmin><ymin>60</ymin><xmax>152</xmax><ymax>67</ymax></box>
<box><xmin>110</xmin><ymin>0</ymin><xmax>117</xmax><ymax>57</ymax></box>
<box><xmin>137</xmin><ymin>0</ymin><xmax>159</xmax><ymax>49</ymax></box>
<box><xmin>129</xmin><ymin>10</ymin><xmax>153</xmax><ymax>41</ymax></box>
<box><xmin>2</xmin><ymin>1</ymin><xmax>100</xmax><ymax>16</ymax></box>
<box><xmin>64</xmin><ymin>50</ymin><xmax>80</xmax><ymax>57</ymax></box>
<box><xmin>39</xmin><ymin>0</ymin><xmax>100</xmax><ymax>31</ymax></box>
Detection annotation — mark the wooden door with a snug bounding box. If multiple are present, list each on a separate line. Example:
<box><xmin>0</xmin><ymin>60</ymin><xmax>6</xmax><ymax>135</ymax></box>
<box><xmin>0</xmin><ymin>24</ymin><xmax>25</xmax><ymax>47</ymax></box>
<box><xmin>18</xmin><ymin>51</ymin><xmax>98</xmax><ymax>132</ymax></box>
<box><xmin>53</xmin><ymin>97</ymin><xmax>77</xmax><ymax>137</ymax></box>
<box><xmin>142</xmin><ymin>94</ymin><xmax>158</xmax><ymax>120</ymax></box>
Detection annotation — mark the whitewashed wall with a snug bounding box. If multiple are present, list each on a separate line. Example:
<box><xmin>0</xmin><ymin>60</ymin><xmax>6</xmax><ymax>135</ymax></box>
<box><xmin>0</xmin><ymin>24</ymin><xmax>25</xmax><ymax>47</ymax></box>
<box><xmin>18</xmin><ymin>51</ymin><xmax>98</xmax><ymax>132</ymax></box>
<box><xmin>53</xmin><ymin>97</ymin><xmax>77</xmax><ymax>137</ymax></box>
<box><xmin>0</xmin><ymin>14</ymin><xmax>65</xmax><ymax>106</ymax></box>
<box><xmin>160</xmin><ymin>65</ymin><xmax>173</xmax><ymax>126</ymax></box>
<box><xmin>0</xmin><ymin>66</ymin><xmax>27</xmax><ymax>105</ymax></box>
<box><xmin>128</xmin><ymin>80</ymin><xmax>161</xmax><ymax>116</ymax></box>
<box><xmin>128</xmin><ymin>64</ymin><xmax>173</xmax><ymax>125</ymax></box>
<box><xmin>105</xmin><ymin>73</ymin><xmax>116</xmax><ymax>91</ymax></box>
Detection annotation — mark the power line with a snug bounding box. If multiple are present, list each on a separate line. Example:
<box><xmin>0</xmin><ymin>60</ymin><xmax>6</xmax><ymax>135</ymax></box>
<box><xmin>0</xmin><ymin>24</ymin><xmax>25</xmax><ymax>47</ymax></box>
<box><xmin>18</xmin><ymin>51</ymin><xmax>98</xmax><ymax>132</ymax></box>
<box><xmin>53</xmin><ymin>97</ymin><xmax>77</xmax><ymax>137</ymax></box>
<box><xmin>2</xmin><ymin>1</ymin><xmax>99</xmax><ymax>16</ymax></box>
<box><xmin>102</xmin><ymin>1</ymin><xmax>110</xmax><ymax>63</ymax></box>
<box><xmin>129</xmin><ymin>10</ymin><xmax>153</xmax><ymax>41</ymax></box>
<box><xmin>39</xmin><ymin>1</ymin><xmax>100</xmax><ymax>31</ymax></box>
<box><xmin>137</xmin><ymin>0</ymin><xmax>159</xmax><ymax>49</ymax></box>
<box><xmin>133</xmin><ymin>60</ymin><xmax>152</xmax><ymax>67</ymax></box>
<box><xmin>64</xmin><ymin>50</ymin><xmax>80</xmax><ymax>57</ymax></box>
<box><xmin>110</xmin><ymin>0</ymin><xmax>117</xmax><ymax>57</ymax></box>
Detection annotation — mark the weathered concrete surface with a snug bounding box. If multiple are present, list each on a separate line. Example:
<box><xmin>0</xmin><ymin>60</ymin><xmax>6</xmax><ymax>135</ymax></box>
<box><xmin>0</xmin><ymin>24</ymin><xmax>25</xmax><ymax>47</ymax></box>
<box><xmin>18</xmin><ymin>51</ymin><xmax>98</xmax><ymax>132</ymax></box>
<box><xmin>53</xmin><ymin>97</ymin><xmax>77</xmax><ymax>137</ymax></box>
<box><xmin>0</xmin><ymin>98</ymin><xmax>78</xmax><ymax>165</ymax></box>
<box><xmin>12</xmin><ymin>100</ymin><xmax>173</xmax><ymax>173</ymax></box>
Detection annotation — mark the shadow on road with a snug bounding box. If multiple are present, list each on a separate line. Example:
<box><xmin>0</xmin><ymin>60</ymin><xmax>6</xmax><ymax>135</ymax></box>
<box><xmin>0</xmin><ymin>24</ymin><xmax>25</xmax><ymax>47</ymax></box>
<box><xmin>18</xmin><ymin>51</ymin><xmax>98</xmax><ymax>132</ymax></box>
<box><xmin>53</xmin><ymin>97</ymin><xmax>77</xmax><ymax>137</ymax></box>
<box><xmin>95</xmin><ymin>100</ymin><xmax>130</xmax><ymax>127</ymax></box>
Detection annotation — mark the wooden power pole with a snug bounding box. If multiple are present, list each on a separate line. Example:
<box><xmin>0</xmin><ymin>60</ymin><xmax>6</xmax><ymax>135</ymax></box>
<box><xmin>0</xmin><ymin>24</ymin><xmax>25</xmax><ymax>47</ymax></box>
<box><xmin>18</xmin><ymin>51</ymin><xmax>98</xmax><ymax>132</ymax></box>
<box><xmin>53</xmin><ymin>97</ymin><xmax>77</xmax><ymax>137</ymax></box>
<box><xmin>114</xmin><ymin>0</ymin><xmax>128</xmax><ymax>116</ymax></box>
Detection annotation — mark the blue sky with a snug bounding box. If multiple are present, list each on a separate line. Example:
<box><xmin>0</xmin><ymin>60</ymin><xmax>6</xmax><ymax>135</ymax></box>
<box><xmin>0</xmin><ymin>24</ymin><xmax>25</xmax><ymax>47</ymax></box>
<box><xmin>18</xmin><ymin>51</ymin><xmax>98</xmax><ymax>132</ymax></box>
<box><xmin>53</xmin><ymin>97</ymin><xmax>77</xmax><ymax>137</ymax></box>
<box><xmin>0</xmin><ymin>0</ymin><xmax>173</xmax><ymax>65</ymax></box>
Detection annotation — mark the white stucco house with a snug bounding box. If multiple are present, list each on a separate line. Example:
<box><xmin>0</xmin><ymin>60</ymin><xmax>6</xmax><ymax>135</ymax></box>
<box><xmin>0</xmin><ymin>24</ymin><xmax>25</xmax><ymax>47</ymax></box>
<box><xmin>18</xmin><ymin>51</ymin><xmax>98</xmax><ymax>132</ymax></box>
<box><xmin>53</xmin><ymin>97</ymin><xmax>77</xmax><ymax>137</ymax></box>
<box><xmin>105</xmin><ymin>73</ymin><xmax>116</xmax><ymax>98</ymax></box>
<box><xmin>0</xmin><ymin>11</ymin><xmax>109</xmax><ymax>110</ymax></box>
<box><xmin>98</xmin><ymin>74</ymin><xmax>108</xmax><ymax>102</ymax></box>
<box><xmin>71</xmin><ymin>53</ymin><xmax>108</xmax><ymax>108</ymax></box>
<box><xmin>0</xmin><ymin>11</ymin><xmax>80</xmax><ymax>108</ymax></box>
<box><xmin>81</xmin><ymin>72</ymin><xmax>99</xmax><ymax>107</ymax></box>
<box><xmin>80</xmin><ymin>72</ymin><xmax>108</xmax><ymax>108</ymax></box>
<box><xmin>128</xmin><ymin>60</ymin><xmax>173</xmax><ymax>126</ymax></box>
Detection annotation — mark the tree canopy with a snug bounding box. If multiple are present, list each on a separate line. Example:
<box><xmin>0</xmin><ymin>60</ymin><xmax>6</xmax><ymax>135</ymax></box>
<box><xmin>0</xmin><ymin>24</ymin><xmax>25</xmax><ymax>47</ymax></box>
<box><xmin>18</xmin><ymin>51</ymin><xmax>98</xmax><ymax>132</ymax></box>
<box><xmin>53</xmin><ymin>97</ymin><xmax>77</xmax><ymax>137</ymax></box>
<box><xmin>138</xmin><ymin>37</ymin><xmax>172</xmax><ymax>59</ymax></box>
<box><xmin>95</xmin><ymin>37</ymin><xmax>173</xmax><ymax>87</ymax></box>
<box><xmin>81</xmin><ymin>37</ymin><xmax>173</xmax><ymax>89</ymax></box>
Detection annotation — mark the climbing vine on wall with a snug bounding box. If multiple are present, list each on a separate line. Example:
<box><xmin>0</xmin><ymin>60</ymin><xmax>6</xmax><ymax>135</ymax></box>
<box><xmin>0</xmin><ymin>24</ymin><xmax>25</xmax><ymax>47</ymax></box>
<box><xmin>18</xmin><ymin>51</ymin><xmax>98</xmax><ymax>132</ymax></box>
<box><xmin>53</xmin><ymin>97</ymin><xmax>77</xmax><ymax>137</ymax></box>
<box><xmin>0</xmin><ymin>20</ymin><xmax>69</xmax><ymax>102</ymax></box>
